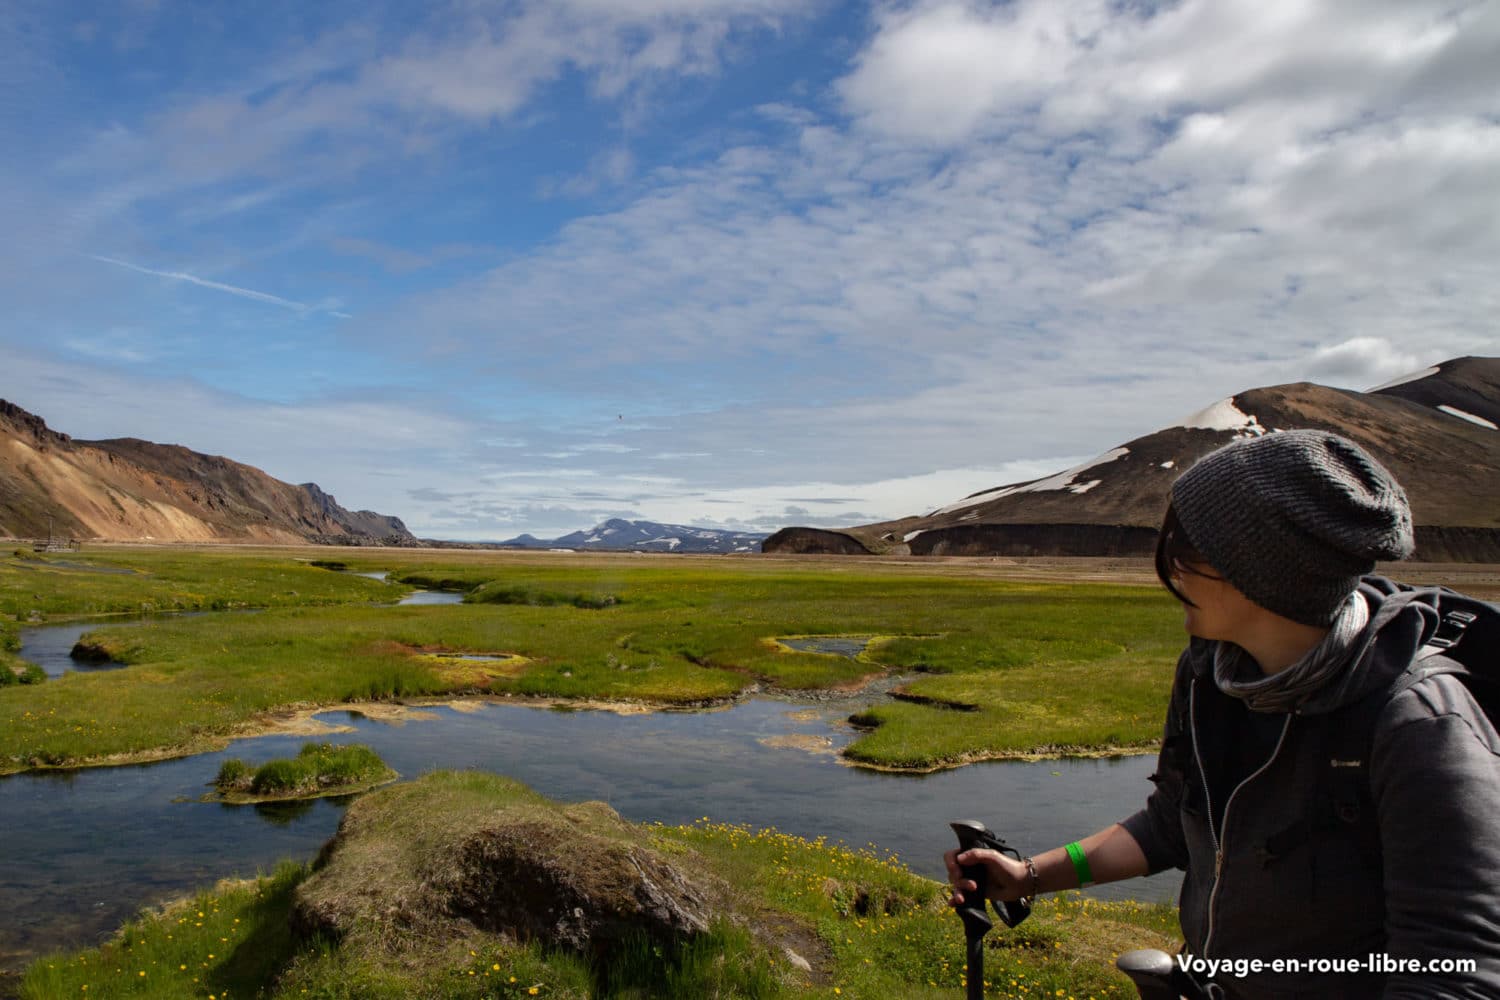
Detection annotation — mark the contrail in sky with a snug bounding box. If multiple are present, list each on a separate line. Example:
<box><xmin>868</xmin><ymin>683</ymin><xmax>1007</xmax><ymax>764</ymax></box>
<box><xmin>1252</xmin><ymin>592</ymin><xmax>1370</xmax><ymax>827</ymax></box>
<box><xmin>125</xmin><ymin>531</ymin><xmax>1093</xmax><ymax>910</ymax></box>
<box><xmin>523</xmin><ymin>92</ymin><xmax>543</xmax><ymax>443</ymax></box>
<box><xmin>89</xmin><ymin>254</ymin><xmax>307</xmax><ymax>310</ymax></box>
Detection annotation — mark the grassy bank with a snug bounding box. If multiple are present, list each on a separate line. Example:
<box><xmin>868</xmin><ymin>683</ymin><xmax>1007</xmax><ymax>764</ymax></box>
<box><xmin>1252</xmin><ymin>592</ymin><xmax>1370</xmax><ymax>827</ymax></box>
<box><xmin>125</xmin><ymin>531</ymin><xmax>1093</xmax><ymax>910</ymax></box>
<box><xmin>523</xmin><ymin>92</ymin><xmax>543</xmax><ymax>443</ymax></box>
<box><xmin>1</xmin><ymin>617</ymin><xmax>46</xmax><ymax>685</ymax></box>
<box><xmin>1</xmin><ymin>547</ymin><xmax>1186</xmax><ymax>772</ymax></box>
<box><xmin>21</xmin><ymin>773</ymin><xmax>1180</xmax><ymax>999</ymax></box>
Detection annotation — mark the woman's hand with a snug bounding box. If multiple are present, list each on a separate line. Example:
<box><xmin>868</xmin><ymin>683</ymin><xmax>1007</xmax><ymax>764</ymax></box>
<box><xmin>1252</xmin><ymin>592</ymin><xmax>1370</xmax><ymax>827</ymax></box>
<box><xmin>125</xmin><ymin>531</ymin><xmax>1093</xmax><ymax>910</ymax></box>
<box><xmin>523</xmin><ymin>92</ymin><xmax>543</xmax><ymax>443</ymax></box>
<box><xmin>944</xmin><ymin>846</ymin><xmax>1032</xmax><ymax>906</ymax></box>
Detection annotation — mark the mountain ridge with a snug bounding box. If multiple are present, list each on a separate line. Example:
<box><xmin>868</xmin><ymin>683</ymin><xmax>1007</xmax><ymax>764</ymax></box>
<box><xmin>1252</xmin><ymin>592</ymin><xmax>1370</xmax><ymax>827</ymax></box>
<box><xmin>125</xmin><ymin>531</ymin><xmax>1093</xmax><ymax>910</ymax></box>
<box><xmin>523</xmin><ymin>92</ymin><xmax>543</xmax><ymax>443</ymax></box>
<box><xmin>0</xmin><ymin>400</ymin><xmax>415</xmax><ymax>546</ymax></box>
<box><xmin>764</xmin><ymin>356</ymin><xmax>1500</xmax><ymax>562</ymax></box>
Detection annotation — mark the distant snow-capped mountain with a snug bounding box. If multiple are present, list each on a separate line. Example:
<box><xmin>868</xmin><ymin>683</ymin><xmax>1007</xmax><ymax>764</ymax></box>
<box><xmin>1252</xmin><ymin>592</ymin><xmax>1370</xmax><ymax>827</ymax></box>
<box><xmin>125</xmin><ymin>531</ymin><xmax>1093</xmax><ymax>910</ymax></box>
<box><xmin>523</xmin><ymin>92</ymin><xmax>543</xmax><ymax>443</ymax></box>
<box><xmin>500</xmin><ymin>518</ymin><xmax>766</xmax><ymax>553</ymax></box>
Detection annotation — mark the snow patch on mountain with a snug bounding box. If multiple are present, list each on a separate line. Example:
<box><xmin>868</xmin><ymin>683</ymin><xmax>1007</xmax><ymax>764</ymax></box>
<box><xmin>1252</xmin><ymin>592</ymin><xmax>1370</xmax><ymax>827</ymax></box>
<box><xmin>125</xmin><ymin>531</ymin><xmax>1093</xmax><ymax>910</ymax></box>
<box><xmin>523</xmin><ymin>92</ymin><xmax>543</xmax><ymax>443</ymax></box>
<box><xmin>1437</xmin><ymin>405</ymin><xmax>1497</xmax><ymax>430</ymax></box>
<box><xmin>933</xmin><ymin>448</ymin><xmax>1130</xmax><ymax>515</ymax></box>
<box><xmin>1368</xmin><ymin>366</ymin><xmax>1441</xmax><ymax>392</ymax></box>
<box><xmin>1178</xmin><ymin>398</ymin><xmax>1265</xmax><ymax>436</ymax></box>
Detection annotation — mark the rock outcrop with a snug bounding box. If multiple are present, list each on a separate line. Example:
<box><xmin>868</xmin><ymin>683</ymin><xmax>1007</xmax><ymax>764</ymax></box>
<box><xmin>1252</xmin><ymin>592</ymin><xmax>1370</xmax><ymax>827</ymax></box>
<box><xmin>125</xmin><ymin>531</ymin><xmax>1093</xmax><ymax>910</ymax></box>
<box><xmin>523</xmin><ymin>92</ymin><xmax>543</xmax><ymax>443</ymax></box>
<box><xmin>761</xmin><ymin>527</ymin><xmax>873</xmax><ymax>555</ymax></box>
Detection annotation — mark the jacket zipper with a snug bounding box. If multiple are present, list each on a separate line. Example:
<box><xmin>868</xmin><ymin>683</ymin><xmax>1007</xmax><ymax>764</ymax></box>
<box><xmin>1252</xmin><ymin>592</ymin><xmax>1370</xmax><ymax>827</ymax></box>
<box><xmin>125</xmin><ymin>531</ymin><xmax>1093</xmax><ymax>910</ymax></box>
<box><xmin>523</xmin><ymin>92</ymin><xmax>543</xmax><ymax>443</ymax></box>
<box><xmin>1191</xmin><ymin>678</ymin><xmax>1292</xmax><ymax>959</ymax></box>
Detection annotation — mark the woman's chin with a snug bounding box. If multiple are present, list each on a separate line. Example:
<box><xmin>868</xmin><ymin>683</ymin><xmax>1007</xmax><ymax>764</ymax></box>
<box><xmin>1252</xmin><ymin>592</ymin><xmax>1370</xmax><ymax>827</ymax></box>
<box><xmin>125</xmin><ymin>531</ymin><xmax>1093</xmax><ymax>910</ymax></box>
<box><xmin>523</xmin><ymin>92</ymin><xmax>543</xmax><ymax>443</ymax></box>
<box><xmin>1182</xmin><ymin>612</ymin><xmax>1213</xmax><ymax>640</ymax></box>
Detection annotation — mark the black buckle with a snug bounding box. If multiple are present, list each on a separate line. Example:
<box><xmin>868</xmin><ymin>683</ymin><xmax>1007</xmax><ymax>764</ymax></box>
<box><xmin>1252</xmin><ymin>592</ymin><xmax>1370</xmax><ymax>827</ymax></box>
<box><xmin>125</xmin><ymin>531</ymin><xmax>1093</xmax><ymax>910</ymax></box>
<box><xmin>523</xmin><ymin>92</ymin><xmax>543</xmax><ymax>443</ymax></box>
<box><xmin>1429</xmin><ymin>610</ymin><xmax>1477</xmax><ymax>650</ymax></box>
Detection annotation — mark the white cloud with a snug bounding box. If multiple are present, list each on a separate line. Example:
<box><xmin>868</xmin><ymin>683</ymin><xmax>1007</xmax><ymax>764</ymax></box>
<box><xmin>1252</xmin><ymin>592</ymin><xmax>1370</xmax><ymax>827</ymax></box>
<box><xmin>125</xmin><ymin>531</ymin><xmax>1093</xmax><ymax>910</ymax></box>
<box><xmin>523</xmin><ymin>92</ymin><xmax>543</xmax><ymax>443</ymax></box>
<box><xmin>1303</xmin><ymin>337</ymin><xmax>1450</xmax><ymax>385</ymax></box>
<box><xmin>838</xmin><ymin>1</ymin><xmax>1098</xmax><ymax>143</ymax></box>
<box><xmin>839</xmin><ymin>0</ymin><xmax>1500</xmax><ymax>163</ymax></box>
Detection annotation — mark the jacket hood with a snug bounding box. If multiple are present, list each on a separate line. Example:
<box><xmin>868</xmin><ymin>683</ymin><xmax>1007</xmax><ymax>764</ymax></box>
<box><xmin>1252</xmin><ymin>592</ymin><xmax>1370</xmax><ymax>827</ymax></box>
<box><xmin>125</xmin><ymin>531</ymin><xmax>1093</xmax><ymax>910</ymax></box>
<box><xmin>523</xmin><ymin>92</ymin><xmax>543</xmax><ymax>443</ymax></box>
<box><xmin>1189</xmin><ymin>575</ymin><xmax>1446</xmax><ymax>716</ymax></box>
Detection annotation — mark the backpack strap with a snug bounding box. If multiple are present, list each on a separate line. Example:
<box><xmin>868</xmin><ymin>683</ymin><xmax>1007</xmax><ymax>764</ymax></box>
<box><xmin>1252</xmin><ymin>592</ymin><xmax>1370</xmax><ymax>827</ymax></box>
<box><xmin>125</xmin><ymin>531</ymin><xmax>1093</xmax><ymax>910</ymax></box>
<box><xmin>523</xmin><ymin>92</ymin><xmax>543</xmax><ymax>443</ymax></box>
<box><xmin>1255</xmin><ymin>651</ymin><xmax>1475</xmax><ymax>868</ymax></box>
<box><xmin>1255</xmin><ymin>693</ymin><xmax>1383</xmax><ymax>868</ymax></box>
<box><xmin>1416</xmin><ymin>609</ymin><xmax>1478</xmax><ymax>662</ymax></box>
<box><xmin>1255</xmin><ymin>603</ymin><xmax>1493</xmax><ymax>867</ymax></box>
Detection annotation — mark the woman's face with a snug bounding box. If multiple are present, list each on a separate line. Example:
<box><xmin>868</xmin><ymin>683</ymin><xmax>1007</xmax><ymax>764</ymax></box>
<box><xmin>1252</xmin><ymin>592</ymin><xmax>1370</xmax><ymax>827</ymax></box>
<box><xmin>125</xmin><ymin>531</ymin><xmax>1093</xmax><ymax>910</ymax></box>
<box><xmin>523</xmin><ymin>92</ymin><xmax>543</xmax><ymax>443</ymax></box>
<box><xmin>1169</xmin><ymin>558</ymin><xmax>1263</xmax><ymax>643</ymax></box>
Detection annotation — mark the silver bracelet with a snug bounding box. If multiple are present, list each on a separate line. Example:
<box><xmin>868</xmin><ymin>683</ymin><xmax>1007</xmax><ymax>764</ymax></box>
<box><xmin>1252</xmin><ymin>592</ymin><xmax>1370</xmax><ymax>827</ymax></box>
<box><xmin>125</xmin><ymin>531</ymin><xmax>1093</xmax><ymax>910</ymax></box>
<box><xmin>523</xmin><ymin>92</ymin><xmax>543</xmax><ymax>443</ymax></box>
<box><xmin>1023</xmin><ymin>856</ymin><xmax>1040</xmax><ymax>899</ymax></box>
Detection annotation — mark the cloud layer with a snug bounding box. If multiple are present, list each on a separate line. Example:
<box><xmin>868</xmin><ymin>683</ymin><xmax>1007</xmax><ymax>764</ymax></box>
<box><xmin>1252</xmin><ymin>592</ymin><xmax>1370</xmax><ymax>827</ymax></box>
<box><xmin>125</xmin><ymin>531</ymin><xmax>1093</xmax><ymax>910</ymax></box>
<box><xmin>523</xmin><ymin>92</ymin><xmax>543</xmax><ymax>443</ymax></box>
<box><xmin>2</xmin><ymin>0</ymin><xmax>1495</xmax><ymax>538</ymax></box>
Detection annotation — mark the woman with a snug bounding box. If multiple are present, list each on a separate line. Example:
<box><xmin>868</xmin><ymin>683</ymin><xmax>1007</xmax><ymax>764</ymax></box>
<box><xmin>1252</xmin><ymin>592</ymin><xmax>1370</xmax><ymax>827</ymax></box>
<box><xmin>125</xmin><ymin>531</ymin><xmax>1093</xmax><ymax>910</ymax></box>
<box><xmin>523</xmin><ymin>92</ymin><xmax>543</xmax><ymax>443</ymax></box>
<box><xmin>945</xmin><ymin>429</ymin><xmax>1500</xmax><ymax>998</ymax></box>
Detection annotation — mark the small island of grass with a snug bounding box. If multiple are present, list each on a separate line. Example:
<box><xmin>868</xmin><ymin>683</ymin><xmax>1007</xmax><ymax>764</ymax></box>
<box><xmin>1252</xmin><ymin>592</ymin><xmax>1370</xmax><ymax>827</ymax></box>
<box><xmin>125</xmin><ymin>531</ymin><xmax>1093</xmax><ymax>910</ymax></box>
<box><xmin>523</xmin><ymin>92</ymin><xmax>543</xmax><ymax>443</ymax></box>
<box><xmin>212</xmin><ymin>742</ymin><xmax>397</xmax><ymax>804</ymax></box>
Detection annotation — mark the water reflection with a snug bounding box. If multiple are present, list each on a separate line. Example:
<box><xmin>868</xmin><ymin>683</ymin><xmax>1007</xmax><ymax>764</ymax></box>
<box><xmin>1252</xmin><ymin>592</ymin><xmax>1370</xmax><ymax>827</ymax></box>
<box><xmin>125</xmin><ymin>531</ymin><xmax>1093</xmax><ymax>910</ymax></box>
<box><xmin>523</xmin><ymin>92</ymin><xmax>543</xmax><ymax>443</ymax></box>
<box><xmin>397</xmin><ymin>590</ymin><xmax>466</xmax><ymax>605</ymax></box>
<box><xmin>779</xmin><ymin>636</ymin><xmax>874</xmax><ymax>657</ymax></box>
<box><xmin>250</xmin><ymin>798</ymin><xmax>318</xmax><ymax>826</ymax></box>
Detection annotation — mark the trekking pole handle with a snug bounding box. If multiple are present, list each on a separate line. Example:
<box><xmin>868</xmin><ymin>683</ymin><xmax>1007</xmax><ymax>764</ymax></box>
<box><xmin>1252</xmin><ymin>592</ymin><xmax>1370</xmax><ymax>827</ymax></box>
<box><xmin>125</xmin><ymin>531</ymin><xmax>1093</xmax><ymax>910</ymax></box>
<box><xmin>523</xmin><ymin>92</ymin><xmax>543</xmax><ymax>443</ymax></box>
<box><xmin>950</xmin><ymin>820</ymin><xmax>994</xmax><ymax>935</ymax></box>
<box><xmin>951</xmin><ymin>819</ymin><xmax>1032</xmax><ymax>929</ymax></box>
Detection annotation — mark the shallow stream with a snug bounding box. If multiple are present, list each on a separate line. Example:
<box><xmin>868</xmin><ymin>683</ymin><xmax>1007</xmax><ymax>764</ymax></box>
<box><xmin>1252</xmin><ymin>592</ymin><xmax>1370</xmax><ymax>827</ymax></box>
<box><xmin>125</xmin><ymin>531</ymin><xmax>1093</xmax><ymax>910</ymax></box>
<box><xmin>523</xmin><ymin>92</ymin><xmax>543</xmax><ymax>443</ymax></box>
<box><xmin>4</xmin><ymin>619</ymin><xmax>1181</xmax><ymax>975</ymax></box>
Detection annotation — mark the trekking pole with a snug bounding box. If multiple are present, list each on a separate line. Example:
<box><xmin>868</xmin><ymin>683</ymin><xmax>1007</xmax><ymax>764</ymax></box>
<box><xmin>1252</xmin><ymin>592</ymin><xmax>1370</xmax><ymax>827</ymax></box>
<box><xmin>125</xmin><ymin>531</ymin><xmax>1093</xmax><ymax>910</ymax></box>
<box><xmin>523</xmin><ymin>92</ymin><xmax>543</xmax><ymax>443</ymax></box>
<box><xmin>950</xmin><ymin>820</ymin><xmax>1033</xmax><ymax>1000</ymax></box>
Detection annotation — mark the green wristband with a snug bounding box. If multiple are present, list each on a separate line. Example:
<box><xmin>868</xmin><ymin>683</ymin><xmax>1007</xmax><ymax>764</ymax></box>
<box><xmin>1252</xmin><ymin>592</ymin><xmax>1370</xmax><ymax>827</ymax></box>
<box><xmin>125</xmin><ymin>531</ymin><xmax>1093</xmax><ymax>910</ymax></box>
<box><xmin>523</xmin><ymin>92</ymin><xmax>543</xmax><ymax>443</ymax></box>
<box><xmin>1065</xmin><ymin>841</ymin><xmax>1094</xmax><ymax>887</ymax></box>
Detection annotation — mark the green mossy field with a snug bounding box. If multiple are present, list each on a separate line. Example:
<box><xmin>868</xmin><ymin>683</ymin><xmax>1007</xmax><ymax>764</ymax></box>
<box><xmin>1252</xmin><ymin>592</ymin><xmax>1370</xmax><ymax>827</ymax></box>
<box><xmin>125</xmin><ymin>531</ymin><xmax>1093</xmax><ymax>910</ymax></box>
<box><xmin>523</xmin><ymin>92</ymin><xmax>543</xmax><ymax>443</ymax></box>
<box><xmin>21</xmin><ymin>773</ymin><xmax>1180</xmax><ymax>1000</ymax></box>
<box><xmin>1</xmin><ymin>546</ymin><xmax>1187</xmax><ymax>772</ymax></box>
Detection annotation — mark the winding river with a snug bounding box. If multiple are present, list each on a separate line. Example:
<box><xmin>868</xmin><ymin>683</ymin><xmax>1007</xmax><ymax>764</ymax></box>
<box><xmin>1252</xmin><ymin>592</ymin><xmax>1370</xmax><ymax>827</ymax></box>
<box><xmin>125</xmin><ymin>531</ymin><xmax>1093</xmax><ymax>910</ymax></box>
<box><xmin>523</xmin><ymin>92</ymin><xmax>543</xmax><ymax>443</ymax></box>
<box><xmin>3</xmin><ymin>614</ymin><xmax>1181</xmax><ymax>976</ymax></box>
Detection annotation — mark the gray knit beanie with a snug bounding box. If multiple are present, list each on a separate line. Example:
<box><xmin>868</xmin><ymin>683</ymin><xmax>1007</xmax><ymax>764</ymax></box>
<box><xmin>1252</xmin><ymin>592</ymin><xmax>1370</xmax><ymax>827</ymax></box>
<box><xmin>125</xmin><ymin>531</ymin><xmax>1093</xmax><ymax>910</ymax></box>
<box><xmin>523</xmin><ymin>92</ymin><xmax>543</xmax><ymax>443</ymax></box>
<box><xmin>1170</xmin><ymin>429</ymin><xmax>1414</xmax><ymax>627</ymax></box>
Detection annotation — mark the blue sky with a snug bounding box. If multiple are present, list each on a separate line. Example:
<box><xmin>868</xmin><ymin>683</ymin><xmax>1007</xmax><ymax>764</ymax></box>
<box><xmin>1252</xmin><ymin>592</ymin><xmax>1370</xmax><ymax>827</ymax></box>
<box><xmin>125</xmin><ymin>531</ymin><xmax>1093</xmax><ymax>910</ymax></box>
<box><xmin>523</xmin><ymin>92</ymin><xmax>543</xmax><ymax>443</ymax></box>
<box><xmin>3</xmin><ymin>0</ymin><xmax>1497</xmax><ymax>540</ymax></box>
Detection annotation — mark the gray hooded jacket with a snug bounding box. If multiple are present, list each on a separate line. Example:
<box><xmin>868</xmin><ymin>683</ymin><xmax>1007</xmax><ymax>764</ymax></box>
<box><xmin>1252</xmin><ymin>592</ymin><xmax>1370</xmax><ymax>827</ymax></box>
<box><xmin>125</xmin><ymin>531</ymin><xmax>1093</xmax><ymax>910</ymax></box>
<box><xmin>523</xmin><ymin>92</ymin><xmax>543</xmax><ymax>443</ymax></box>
<box><xmin>1121</xmin><ymin>578</ymin><xmax>1500</xmax><ymax>999</ymax></box>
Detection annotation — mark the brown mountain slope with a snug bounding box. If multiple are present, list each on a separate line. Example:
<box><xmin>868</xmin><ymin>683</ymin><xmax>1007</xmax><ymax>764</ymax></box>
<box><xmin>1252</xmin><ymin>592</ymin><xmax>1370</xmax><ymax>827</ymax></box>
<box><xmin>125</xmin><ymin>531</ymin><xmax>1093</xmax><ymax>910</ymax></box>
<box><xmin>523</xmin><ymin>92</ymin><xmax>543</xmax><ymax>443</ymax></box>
<box><xmin>0</xmin><ymin>400</ymin><xmax>414</xmax><ymax>546</ymax></box>
<box><xmin>765</xmin><ymin>357</ymin><xmax>1500</xmax><ymax>562</ymax></box>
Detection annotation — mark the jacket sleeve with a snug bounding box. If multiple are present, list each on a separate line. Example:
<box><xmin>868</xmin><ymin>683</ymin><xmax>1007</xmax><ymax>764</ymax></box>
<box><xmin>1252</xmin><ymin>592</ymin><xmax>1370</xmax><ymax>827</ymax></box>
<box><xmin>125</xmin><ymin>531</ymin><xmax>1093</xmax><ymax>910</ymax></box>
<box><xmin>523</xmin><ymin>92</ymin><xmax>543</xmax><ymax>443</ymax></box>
<box><xmin>1120</xmin><ymin>646</ymin><xmax>1195</xmax><ymax>875</ymax></box>
<box><xmin>1373</xmin><ymin>674</ymin><xmax>1500</xmax><ymax>999</ymax></box>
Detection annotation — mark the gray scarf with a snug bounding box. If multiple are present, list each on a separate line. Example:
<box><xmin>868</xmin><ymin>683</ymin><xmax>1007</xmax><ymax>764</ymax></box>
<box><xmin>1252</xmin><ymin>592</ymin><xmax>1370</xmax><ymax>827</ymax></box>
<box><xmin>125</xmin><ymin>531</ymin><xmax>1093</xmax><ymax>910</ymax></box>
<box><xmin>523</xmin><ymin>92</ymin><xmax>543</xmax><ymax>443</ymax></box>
<box><xmin>1213</xmin><ymin>591</ymin><xmax>1371</xmax><ymax>713</ymax></box>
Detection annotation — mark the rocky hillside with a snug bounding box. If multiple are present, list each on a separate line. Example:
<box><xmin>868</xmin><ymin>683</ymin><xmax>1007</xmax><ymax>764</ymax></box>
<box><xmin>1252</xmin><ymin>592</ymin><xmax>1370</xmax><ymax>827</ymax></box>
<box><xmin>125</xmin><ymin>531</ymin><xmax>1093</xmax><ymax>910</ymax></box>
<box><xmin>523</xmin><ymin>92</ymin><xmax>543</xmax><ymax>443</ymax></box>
<box><xmin>501</xmin><ymin>518</ymin><xmax>766</xmax><ymax>553</ymax></box>
<box><xmin>765</xmin><ymin>356</ymin><xmax>1500</xmax><ymax>562</ymax></box>
<box><xmin>0</xmin><ymin>400</ymin><xmax>415</xmax><ymax>546</ymax></box>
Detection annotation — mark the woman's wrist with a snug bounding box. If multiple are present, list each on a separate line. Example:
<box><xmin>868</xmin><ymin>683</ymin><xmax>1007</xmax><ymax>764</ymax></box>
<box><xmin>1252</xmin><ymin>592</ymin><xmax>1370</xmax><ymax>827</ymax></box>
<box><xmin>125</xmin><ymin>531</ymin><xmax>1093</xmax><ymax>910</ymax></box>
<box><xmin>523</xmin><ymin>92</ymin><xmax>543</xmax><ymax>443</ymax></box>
<box><xmin>1022</xmin><ymin>856</ymin><xmax>1040</xmax><ymax>898</ymax></box>
<box><xmin>1026</xmin><ymin>846</ymin><xmax>1078</xmax><ymax>894</ymax></box>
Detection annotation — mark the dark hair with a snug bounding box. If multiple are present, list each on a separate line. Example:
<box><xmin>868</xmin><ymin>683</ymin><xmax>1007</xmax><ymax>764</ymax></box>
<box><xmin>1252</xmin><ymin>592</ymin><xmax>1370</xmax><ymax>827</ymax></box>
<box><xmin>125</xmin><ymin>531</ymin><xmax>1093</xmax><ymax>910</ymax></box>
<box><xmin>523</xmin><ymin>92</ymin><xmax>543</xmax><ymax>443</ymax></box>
<box><xmin>1154</xmin><ymin>504</ymin><xmax>1219</xmax><ymax>607</ymax></box>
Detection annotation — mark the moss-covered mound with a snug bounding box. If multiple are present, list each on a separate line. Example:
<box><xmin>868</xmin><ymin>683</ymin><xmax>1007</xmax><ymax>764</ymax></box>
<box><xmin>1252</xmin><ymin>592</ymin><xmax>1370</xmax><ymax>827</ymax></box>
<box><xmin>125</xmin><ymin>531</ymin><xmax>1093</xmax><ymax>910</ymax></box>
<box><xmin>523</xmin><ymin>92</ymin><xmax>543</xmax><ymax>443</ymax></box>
<box><xmin>293</xmin><ymin>772</ymin><xmax>740</xmax><ymax>966</ymax></box>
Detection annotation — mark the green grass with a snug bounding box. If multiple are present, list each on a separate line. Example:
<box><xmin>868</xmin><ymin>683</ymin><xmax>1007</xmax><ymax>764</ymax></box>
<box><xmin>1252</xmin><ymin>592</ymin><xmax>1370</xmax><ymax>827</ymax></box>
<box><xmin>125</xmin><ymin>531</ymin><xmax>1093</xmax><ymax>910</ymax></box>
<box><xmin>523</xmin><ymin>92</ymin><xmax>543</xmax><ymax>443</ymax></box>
<box><xmin>0</xmin><ymin>548</ymin><xmax>403</xmax><ymax>621</ymax></box>
<box><xmin>2</xmin><ymin>618</ymin><xmax>45</xmax><ymax>685</ymax></box>
<box><xmin>22</xmin><ymin>776</ymin><xmax>1181</xmax><ymax>999</ymax></box>
<box><xmin>20</xmin><ymin>861</ymin><xmax>309</xmax><ymax>1000</ymax></box>
<box><xmin>0</xmin><ymin>547</ymin><xmax>1187</xmax><ymax>772</ymax></box>
<box><xmin>658</xmin><ymin>818</ymin><xmax>1180</xmax><ymax>999</ymax></box>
